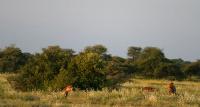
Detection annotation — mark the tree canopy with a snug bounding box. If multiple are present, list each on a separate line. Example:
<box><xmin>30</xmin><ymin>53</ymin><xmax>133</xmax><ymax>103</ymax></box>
<box><xmin>0</xmin><ymin>44</ymin><xmax>199</xmax><ymax>91</ymax></box>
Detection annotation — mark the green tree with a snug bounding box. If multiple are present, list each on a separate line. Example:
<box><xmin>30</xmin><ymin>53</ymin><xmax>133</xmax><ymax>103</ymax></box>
<box><xmin>68</xmin><ymin>52</ymin><xmax>107</xmax><ymax>90</ymax></box>
<box><xmin>84</xmin><ymin>44</ymin><xmax>107</xmax><ymax>55</ymax></box>
<box><xmin>18</xmin><ymin>55</ymin><xmax>53</xmax><ymax>90</ymax></box>
<box><xmin>18</xmin><ymin>46</ymin><xmax>75</xmax><ymax>90</ymax></box>
<box><xmin>0</xmin><ymin>45</ymin><xmax>30</xmax><ymax>72</ymax></box>
<box><xmin>135</xmin><ymin>47</ymin><xmax>165</xmax><ymax>76</ymax></box>
<box><xmin>184</xmin><ymin>60</ymin><xmax>200</xmax><ymax>77</ymax></box>
<box><xmin>105</xmin><ymin>56</ymin><xmax>135</xmax><ymax>86</ymax></box>
<box><xmin>139</xmin><ymin>47</ymin><xmax>165</xmax><ymax>61</ymax></box>
<box><xmin>154</xmin><ymin>63</ymin><xmax>184</xmax><ymax>79</ymax></box>
<box><xmin>51</xmin><ymin>67</ymin><xmax>75</xmax><ymax>90</ymax></box>
<box><xmin>134</xmin><ymin>47</ymin><xmax>184</xmax><ymax>79</ymax></box>
<box><xmin>41</xmin><ymin>46</ymin><xmax>74</xmax><ymax>75</ymax></box>
<box><xmin>127</xmin><ymin>46</ymin><xmax>142</xmax><ymax>61</ymax></box>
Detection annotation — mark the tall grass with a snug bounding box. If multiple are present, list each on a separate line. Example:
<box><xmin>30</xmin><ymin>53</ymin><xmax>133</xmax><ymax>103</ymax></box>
<box><xmin>0</xmin><ymin>73</ymin><xmax>200</xmax><ymax>107</ymax></box>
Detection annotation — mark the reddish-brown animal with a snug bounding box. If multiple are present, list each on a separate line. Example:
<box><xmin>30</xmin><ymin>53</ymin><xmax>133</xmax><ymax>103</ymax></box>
<box><xmin>64</xmin><ymin>85</ymin><xmax>73</xmax><ymax>97</ymax></box>
<box><xmin>142</xmin><ymin>87</ymin><xmax>158</xmax><ymax>92</ymax></box>
<box><xmin>167</xmin><ymin>82</ymin><xmax>176</xmax><ymax>94</ymax></box>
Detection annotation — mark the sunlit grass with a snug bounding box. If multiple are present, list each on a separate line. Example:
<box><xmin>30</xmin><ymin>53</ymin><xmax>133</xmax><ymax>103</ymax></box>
<box><xmin>0</xmin><ymin>73</ymin><xmax>200</xmax><ymax>107</ymax></box>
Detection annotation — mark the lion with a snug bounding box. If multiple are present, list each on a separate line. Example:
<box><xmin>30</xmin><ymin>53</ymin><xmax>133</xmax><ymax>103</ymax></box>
<box><xmin>142</xmin><ymin>86</ymin><xmax>158</xmax><ymax>92</ymax></box>
<box><xmin>167</xmin><ymin>82</ymin><xmax>176</xmax><ymax>94</ymax></box>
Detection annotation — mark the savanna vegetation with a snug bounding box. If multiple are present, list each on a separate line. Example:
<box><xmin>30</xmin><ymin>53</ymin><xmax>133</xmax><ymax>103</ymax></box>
<box><xmin>1</xmin><ymin>73</ymin><xmax>200</xmax><ymax>107</ymax></box>
<box><xmin>0</xmin><ymin>44</ymin><xmax>200</xmax><ymax>106</ymax></box>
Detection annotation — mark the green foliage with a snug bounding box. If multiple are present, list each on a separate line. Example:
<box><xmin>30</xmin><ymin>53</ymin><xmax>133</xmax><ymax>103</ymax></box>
<box><xmin>135</xmin><ymin>47</ymin><xmax>166</xmax><ymax>77</ymax></box>
<box><xmin>131</xmin><ymin>47</ymin><xmax>184</xmax><ymax>79</ymax></box>
<box><xmin>84</xmin><ymin>44</ymin><xmax>107</xmax><ymax>55</ymax></box>
<box><xmin>127</xmin><ymin>46</ymin><xmax>142</xmax><ymax>61</ymax></box>
<box><xmin>52</xmin><ymin>44</ymin><xmax>109</xmax><ymax>90</ymax></box>
<box><xmin>18</xmin><ymin>55</ymin><xmax>53</xmax><ymax>90</ymax></box>
<box><xmin>1</xmin><ymin>44</ymin><xmax>199</xmax><ymax>91</ymax></box>
<box><xmin>69</xmin><ymin>52</ymin><xmax>107</xmax><ymax>90</ymax></box>
<box><xmin>18</xmin><ymin>46</ymin><xmax>74</xmax><ymax>90</ymax></box>
<box><xmin>138</xmin><ymin>47</ymin><xmax>165</xmax><ymax>61</ymax></box>
<box><xmin>51</xmin><ymin>67</ymin><xmax>74</xmax><ymax>90</ymax></box>
<box><xmin>106</xmin><ymin>56</ymin><xmax>135</xmax><ymax>76</ymax></box>
<box><xmin>2</xmin><ymin>73</ymin><xmax>200</xmax><ymax>106</ymax></box>
<box><xmin>18</xmin><ymin>45</ymin><xmax>108</xmax><ymax>91</ymax></box>
<box><xmin>41</xmin><ymin>46</ymin><xmax>74</xmax><ymax>75</ymax></box>
<box><xmin>105</xmin><ymin>56</ymin><xmax>135</xmax><ymax>86</ymax></box>
<box><xmin>184</xmin><ymin>60</ymin><xmax>200</xmax><ymax>77</ymax></box>
<box><xmin>0</xmin><ymin>45</ymin><xmax>30</xmax><ymax>72</ymax></box>
<box><xmin>154</xmin><ymin>63</ymin><xmax>184</xmax><ymax>79</ymax></box>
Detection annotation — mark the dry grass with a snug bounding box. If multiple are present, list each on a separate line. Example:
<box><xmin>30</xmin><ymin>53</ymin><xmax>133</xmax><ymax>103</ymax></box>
<box><xmin>0</xmin><ymin>73</ymin><xmax>200</xmax><ymax>107</ymax></box>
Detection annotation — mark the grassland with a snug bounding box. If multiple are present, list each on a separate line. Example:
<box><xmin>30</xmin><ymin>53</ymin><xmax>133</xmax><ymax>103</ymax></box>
<box><xmin>0</xmin><ymin>73</ymin><xmax>200</xmax><ymax>107</ymax></box>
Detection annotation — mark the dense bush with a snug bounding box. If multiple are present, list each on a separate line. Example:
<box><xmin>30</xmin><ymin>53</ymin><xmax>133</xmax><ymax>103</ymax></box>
<box><xmin>131</xmin><ymin>47</ymin><xmax>185</xmax><ymax>79</ymax></box>
<box><xmin>52</xmin><ymin>55</ymin><xmax>107</xmax><ymax>90</ymax></box>
<box><xmin>69</xmin><ymin>52</ymin><xmax>107</xmax><ymax>90</ymax></box>
<box><xmin>1</xmin><ymin>44</ymin><xmax>200</xmax><ymax>91</ymax></box>
<box><xmin>0</xmin><ymin>45</ymin><xmax>31</xmax><ymax>72</ymax></box>
<box><xmin>17</xmin><ymin>45</ymin><xmax>110</xmax><ymax>91</ymax></box>
<box><xmin>154</xmin><ymin>63</ymin><xmax>184</xmax><ymax>79</ymax></box>
<box><xmin>184</xmin><ymin>60</ymin><xmax>200</xmax><ymax>78</ymax></box>
<box><xmin>105</xmin><ymin>56</ymin><xmax>135</xmax><ymax>86</ymax></box>
<box><xmin>18</xmin><ymin>46</ymin><xmax>74</xmax><ymax>90</ymax></box>
<box><xmin>18</xmin><ymin>55</ymin><xmax>53</xmax><ymax>90</ymax></box>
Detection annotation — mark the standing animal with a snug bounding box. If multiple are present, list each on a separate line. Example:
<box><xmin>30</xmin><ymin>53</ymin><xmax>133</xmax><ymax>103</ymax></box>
<box><xmin>168</xmin><ymin>82</ymin><xmax>176</xmax><ymax>94</ymax></box>
<box><xmin>64</xmin><ymin>85</ymin><xmax>73</xmax><ymax>97</ymax></box>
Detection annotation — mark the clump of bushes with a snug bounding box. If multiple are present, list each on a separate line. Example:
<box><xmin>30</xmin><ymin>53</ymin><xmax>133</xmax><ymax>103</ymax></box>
<box><xmin>1</xmin><ymin>44</ymin><xmax>200</xmax><ymax>91</ymax></box>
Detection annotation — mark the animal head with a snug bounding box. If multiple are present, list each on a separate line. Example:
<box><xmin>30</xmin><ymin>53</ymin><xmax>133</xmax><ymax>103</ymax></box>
<box><xmin>168</xmin><ymin>82</ymin><xmax>174</xmax><ymax>88</ymax></box>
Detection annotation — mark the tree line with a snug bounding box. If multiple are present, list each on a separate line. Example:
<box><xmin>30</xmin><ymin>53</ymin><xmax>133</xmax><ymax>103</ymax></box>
<box><xmin>0</xmin><ymin>45</ymin><xmax>200</xmax><ymax>91</ymax></box>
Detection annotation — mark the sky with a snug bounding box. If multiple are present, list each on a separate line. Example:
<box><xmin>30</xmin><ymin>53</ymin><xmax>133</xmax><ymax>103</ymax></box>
<box><xmin>0</xmin><ymin>0</ymin><xmax>200</xmax><ymax>61</ymax></box>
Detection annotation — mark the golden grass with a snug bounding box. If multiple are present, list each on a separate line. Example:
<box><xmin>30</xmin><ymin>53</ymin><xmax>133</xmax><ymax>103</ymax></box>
<box><xmin>0</xmin><ymin>73</ymin><xmax>200</xmax><ymax>107</ymax></box>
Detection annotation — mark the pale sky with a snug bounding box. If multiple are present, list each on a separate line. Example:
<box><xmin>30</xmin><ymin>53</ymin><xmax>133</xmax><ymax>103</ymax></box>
<box><xmin>0</xmin><ymin>0</ymin><xmax>200</xmax><ymax>61</ymax></box>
